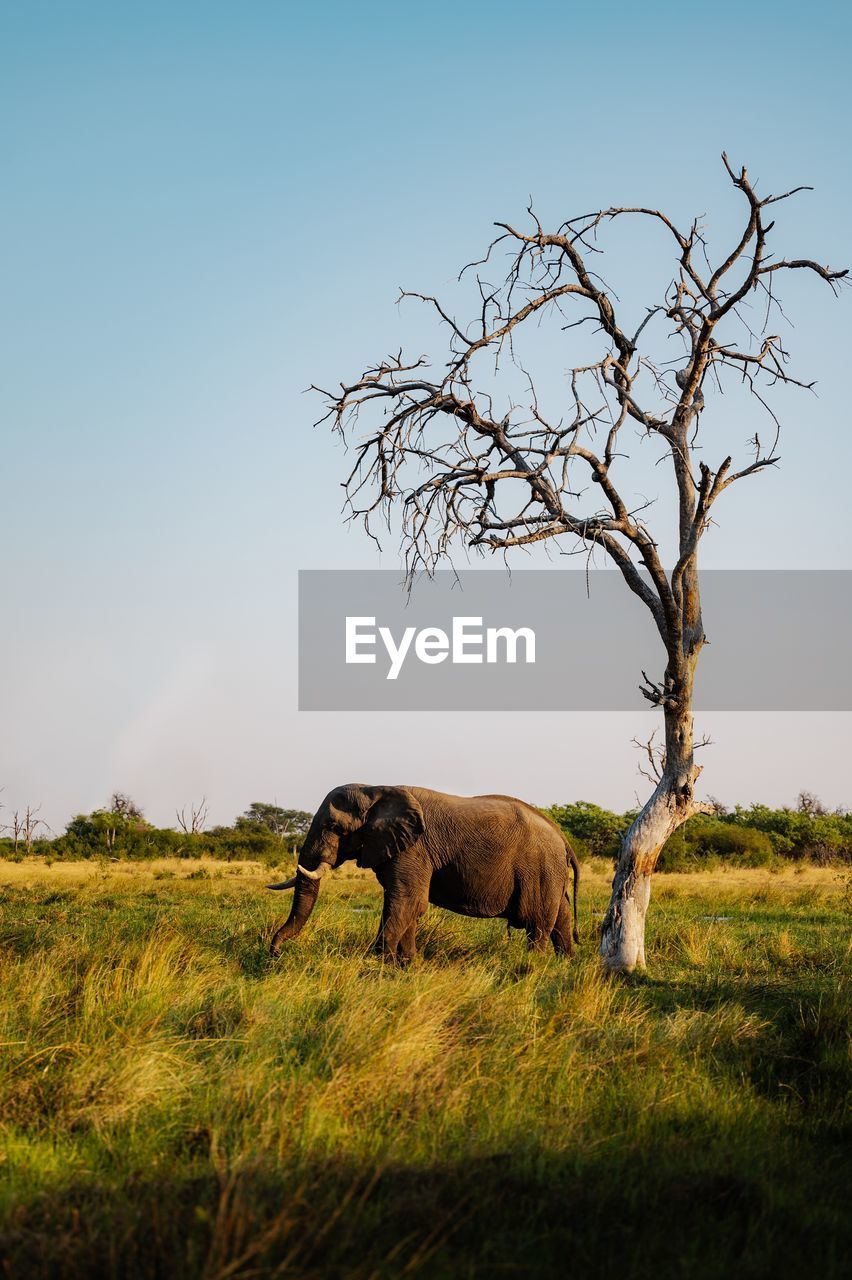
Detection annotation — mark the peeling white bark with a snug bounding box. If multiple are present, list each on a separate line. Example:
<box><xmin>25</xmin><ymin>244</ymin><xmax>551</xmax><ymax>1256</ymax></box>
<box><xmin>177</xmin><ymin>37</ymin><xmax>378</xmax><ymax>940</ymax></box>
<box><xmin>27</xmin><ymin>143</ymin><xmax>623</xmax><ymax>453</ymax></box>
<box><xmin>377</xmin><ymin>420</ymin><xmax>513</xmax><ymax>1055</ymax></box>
<box><xmin>600</xmin><ymin>748</ymin><xmax>701</xmax><ymax>973</ymax></box>
<box><xmin>600</xmin><ymin>869</ymin><xmax>651</xmax><ymax>973</ymax></box>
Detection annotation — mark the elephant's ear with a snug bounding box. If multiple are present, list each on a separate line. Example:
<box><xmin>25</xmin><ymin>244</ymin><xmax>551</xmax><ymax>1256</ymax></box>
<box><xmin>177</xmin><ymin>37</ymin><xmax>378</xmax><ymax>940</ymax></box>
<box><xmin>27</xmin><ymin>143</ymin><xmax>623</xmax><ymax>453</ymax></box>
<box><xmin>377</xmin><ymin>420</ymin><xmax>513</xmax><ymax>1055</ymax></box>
<box><xmin>358</xmin><ymin>788</ymin><xmax>425</xmax><ymax>868</ymax></box>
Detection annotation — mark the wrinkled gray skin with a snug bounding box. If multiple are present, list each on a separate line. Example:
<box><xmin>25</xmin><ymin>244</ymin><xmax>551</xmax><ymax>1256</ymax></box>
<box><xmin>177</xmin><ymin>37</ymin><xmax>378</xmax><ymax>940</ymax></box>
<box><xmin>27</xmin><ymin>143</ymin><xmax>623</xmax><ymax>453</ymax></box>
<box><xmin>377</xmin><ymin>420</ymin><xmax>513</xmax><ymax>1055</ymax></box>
<box><xmin>268</xmin><ymin>784</ymin><xmax>580</xmax><ymax>963</ymax></box>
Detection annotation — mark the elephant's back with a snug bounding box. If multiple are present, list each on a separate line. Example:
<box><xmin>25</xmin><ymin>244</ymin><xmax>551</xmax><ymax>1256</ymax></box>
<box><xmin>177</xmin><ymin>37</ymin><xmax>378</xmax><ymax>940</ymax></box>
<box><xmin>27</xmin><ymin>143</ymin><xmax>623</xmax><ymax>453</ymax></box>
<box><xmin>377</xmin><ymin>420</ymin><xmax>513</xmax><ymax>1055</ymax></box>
<box><xmin>415</xmin><ymin>788</ymin><xmax>566</xmax><ymax>867</ymax></box>
<box><xmin>410</xmin><ymin>786</ymin><xmax>554</xmax><ymax>828</ymax></box>
<box><xmin>472</xmin><ymin>792</ymin><xmax>566</xmax><ymax>843</ymax></box>
<box><xmin>412</xmin><ymin>788</ymin><xmax>540</xmax><ymax>831</ymax></box>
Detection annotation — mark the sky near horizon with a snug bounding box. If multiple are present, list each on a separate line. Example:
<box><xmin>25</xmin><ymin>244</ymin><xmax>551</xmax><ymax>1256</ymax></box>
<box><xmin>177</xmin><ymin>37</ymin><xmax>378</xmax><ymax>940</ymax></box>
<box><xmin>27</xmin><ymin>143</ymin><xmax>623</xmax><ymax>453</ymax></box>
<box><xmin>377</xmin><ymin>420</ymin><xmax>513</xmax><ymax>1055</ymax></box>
<box><xmin>2</xmin><ymin>1</ymin><xmax>850</xmax><ymax>830</ymax></box>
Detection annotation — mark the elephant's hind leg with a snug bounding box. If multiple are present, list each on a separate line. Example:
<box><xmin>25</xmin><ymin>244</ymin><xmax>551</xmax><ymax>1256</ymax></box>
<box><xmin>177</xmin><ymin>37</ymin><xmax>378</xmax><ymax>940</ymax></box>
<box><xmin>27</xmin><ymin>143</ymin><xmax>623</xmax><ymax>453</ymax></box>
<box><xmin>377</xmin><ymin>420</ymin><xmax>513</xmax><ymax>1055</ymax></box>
<box><xmin>524</xmin><ymin>924</ymin><xmax>551</xmax><ymax>953</ymax></box>
<box><xmin>550</xmin><ymin>894</ymin><xmax>575</xmax><ymax>958</ymax></box>
<box><xmin>518</xmin><ymin>886</ymin><xmax>560</xmax><ymax>955</ymax></box>
<box><xmin>524</xmin><ymin>903</ymin><xmax>559</xmax><ymax>953</ymax></box>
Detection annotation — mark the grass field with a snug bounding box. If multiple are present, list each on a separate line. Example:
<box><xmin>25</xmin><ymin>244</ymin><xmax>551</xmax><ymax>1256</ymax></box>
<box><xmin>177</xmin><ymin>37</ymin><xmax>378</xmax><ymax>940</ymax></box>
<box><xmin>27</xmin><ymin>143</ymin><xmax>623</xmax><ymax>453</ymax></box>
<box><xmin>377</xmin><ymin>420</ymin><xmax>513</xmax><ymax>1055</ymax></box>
<box><xmin>0</xmin><ymin>859</ymin><xmax>849</xmax><ymax>1279</ymax></box>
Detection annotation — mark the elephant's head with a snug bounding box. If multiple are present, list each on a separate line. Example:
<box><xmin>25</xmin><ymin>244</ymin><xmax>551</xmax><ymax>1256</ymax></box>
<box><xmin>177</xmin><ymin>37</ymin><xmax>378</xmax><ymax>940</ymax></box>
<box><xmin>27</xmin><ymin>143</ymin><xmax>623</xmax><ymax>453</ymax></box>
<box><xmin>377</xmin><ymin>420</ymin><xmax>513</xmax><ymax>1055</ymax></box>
<box><xmin>268</xmin><ymin>784</ymin><xmax>424</xmax><ymax>955</ymax></box>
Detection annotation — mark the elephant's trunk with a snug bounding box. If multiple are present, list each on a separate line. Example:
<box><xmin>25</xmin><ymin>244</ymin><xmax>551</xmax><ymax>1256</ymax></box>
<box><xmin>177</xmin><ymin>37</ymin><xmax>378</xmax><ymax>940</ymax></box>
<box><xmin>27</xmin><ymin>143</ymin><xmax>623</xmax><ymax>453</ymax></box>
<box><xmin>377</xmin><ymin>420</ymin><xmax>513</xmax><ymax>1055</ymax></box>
<box><xmin>269</xmin><ymin>868</ymin><xmax>324</xmax><ymax>955</ymax></box>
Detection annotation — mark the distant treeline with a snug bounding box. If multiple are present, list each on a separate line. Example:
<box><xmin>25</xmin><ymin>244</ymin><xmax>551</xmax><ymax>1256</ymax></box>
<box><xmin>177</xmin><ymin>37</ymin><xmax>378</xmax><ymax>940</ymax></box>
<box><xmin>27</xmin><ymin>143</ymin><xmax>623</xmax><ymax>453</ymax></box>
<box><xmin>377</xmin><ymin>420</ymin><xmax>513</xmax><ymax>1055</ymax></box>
<box><xmin>0</xmin><ymin>799</ymin><xmax>312</xmax><ymax>867</ymax></box>
<box><xmin>1</xmin><ymin>792</ymin><xmax>849</xmax><ymax>870</ymax></box>
<box><xmin>543</xmin><ymin>794</ymin><xmax>852</xmax><ymax>870</ymax></box>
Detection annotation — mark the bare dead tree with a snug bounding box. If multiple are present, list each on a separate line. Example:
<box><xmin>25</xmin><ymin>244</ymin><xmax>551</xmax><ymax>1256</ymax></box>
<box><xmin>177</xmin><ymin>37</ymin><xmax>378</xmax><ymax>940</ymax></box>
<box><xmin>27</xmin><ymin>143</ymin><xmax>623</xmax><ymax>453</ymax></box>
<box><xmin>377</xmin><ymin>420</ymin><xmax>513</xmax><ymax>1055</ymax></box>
<box><xmin>22</xmin><ymin>804</ymin><xmax>48</xmax><ymax>854</ymax></box>
<box><xmin>796</xmin><ymin>790</ymin><xmax>827</xmax><ymax>817</ymax></box>
<box><xmin>8</xmin><ymin>811</ymin><xmax>24</xmax><ymax>856</ymax></box>
<box><xmin>109</xmin><ymin>792</ymin><xmax>145</xmax><ymax>821</ymax></box>
<box><xmin>316</xmin><ymin>155</ymin><xmax>846</xmax><ymax>972</ymax></box>
<box><xmin>4</xmin><ymin>804</ymin><xmax>50</xmax><ymax>854</ymax></box>
<box><xmin>176</xmin><ymin>798</ymin><xmax>209</xmax><ymax>835</ymax></box>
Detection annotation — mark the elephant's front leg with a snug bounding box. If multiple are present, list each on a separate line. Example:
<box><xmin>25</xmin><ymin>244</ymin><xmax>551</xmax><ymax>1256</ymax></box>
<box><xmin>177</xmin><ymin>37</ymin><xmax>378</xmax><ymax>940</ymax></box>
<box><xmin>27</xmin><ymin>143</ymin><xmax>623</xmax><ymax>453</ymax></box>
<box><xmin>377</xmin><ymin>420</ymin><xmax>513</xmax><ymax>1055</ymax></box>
<box><xmin>397</xmin><ymin>919</ymin><xmax>419</xmax><ymax>962</ymax></box>
<box><xmin>374</xmin><ymin>887</ymin><xmax>424</xmax><ymax>965</ymax></box>
<box><xmin>374</xmin><ymin>894</ymin><xmax>408</xmax><ymax>963</ymax></box>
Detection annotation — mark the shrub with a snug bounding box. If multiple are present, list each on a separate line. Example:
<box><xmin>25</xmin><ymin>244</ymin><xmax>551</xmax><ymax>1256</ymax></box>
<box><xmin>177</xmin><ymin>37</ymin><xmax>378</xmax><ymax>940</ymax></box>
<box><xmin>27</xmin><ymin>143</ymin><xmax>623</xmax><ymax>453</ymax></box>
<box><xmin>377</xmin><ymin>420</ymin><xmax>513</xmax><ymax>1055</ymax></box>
<box><xmin>726</xmin><ymin>804</ymin><xmax>852</xmax><ymax>863</ymax></box>
<box><xmin>541</xmin><ymin>802</ymin><xmax>628</xmax><ymax>860</ymax></box>
<box><xmin>658</xmin><ymin>819</ymin><xmax>775</xmax><ymax>871</ymax></box>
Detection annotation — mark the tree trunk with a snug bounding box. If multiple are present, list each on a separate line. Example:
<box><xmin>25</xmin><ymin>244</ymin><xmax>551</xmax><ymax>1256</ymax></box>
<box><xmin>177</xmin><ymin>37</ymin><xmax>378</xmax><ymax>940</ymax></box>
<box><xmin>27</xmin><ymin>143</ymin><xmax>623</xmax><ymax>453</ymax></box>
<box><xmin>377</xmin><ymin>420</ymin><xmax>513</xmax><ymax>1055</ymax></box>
<box><xmin>600</xmin><ymin>694</ymin><xmax>701</xmax><ymax>973</ymax></box>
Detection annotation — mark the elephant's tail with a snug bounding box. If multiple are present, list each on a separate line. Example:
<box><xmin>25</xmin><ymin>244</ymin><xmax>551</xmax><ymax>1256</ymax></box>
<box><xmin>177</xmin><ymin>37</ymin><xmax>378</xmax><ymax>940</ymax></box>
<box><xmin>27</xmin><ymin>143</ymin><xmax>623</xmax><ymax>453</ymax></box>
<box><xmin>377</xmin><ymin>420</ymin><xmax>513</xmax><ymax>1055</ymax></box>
<box><xmin>565</xmin><ymin>841</ymin><xmax>580</xmax><ymax>944</ymax></box>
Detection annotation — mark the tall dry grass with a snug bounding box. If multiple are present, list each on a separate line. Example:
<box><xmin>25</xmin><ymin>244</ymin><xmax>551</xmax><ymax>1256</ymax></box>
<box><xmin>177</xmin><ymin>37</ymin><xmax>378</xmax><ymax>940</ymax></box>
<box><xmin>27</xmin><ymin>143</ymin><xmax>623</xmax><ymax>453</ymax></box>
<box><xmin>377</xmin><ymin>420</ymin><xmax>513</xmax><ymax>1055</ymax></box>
<box><xmin>0</xmin><ymin>863</ymin><xmax>848</xmax><ymax>1278</ymax></box>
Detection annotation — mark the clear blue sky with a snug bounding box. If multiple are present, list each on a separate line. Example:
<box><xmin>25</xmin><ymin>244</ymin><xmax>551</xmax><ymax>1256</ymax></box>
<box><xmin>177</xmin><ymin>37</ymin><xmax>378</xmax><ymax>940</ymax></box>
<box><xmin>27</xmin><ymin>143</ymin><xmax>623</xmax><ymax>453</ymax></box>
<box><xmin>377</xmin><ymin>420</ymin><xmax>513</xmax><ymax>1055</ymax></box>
<box><xmin>2</xmin><ymin>1</ymin><xmax>850</xmax><ymax>828</ymax></box>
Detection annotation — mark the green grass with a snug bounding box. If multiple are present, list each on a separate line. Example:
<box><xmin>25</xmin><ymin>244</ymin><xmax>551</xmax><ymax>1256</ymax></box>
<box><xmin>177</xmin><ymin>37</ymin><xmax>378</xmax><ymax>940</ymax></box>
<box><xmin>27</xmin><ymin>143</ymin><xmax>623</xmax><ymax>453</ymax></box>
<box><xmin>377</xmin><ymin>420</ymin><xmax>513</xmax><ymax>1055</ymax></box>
<box><xmin>0</xmin><ymin>861</ymin><xmax>849</xmax><ymax>1279</ymax></box>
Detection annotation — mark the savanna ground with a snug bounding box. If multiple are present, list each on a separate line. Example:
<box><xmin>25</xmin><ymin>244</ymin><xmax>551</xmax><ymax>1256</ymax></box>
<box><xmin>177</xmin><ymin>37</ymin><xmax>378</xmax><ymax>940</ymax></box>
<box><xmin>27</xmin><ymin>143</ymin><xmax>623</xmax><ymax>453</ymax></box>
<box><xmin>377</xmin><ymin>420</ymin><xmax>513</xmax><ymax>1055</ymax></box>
<box><xmin>0</xmin><ymin>859</ymin><xmax>848</xmax><ymax>1279</ymax></box>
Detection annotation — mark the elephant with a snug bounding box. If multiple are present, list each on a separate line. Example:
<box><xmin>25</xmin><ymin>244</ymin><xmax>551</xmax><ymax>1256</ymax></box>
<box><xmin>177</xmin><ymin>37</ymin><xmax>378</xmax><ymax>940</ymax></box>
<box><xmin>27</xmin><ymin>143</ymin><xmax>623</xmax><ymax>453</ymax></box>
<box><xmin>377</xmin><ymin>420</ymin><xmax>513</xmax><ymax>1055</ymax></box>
<box><xmin>267</xmin><ymin>784</ymin><xmax>580</xmax><ymax>963</ymax></box>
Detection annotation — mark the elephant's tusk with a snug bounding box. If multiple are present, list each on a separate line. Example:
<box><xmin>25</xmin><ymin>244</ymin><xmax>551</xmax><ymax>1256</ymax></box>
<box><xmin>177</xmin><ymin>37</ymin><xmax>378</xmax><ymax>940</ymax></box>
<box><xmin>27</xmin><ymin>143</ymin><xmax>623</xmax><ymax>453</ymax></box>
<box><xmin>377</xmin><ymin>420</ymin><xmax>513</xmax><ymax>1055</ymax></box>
<box><xmin>297</xmin><ymin>862</ymin><xmax>331</xmax><ymax>881</ymax></box>
<box><xmin>266</xmin><ymin>876</ymin><xmax>298</xmax><ymax>891</ymax></box>
<box><xmin>266</xmin><ymin>863</ymin><xmax>330</xmax><ymax>890</ymax></box>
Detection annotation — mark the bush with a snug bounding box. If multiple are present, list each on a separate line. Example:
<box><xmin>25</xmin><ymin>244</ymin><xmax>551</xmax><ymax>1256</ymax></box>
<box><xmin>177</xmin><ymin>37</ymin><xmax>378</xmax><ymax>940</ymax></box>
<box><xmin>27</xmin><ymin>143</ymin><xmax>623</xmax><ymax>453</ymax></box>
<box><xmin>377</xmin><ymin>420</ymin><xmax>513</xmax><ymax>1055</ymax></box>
<box><xmin>541</xmin><ymin>802</ymin><xmax>628</xmax><ymax>860</ymax></box>
<box><xmin>658</xmin><ymin>819</ymin><xmax>775</xmax><ymax>872</ymax></box>
<box><xmin>726</xmin><ymin>804</ymin><xmax>852</xmax><ymax>864</ymax></box>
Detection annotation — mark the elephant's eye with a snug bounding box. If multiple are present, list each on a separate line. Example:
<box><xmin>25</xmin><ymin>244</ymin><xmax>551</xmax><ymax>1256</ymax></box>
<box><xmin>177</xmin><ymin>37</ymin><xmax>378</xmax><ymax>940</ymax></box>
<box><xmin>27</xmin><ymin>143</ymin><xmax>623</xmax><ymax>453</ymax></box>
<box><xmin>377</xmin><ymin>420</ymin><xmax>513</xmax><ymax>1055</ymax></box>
<box><xmin>327</xmin><ymin>805</ymin><xmax>353</xmax><ymax>834</ymax></box>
